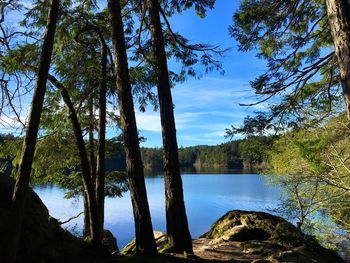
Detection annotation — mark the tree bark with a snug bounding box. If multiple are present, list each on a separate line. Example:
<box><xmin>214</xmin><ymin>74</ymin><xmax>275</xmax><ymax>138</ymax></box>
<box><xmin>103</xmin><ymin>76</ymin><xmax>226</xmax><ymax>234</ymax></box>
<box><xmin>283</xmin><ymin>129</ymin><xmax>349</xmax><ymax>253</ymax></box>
<box><xmin>83</xmin><ymin>192</ymin><xmax>91</xmax><ymax>238</ymax></box>
<box><xmin>86</xmin><ymin>94</ymin><xmax>95</xmax><ymax>238</ymax></box>
<box><xmin>325</xmin><ymin>0</ymin><xmax>350</xmax><ymax>121</ymax></box>
<box><xmin>89</xmin><ymin>94</ymin><xmax>97</xmax><ymax>184</ymax></box>
<box><xmin>107</xmin><ymin>0</ymin><xmax>157</xmax><ymax>255</ymax></box>
<box><xmin>148</xmin><ymin>0</ymin><xmax>193</xmax><ymax>253</ymax></box>
<box><xmin>96</xmin><ymin>36</ymin><xmax>107</xmax><ymax>238</ymax></box>
<box><xmin>47</xmin><ymin>74</ymin><xmax>101</xmax><ymax>246</ymax></box>
<box><xmin>1</xmin><ymin>0</ymin><xmax>60</xmax><ymax>262</ymax></box>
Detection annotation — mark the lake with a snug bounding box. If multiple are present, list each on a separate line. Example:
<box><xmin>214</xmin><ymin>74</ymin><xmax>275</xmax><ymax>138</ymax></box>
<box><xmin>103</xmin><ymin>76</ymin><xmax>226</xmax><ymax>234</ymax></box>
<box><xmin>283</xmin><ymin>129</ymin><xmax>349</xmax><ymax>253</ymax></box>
<box><xmin>34</xmin><ymin>169</ymin><xmax>281</xmax><ymax>249</ymax></box>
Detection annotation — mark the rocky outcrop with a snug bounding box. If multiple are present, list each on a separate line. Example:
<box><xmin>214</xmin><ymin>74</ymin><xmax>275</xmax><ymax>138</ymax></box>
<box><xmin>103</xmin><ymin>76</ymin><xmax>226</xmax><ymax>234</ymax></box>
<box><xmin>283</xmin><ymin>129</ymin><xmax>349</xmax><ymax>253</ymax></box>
<box><xmin>122</xmin><ymin>211</ymin><xmax>344</xmax><ymax>262</ymax></box>
<box><xmin>197</xmin><ymin>210</ymin><xmax>344</xmax><ymax>263</ymax></box>
<box><xmin>0</xmin><ymin>175</ymin><xmax>108</xmax><ymax>263</ymax></box>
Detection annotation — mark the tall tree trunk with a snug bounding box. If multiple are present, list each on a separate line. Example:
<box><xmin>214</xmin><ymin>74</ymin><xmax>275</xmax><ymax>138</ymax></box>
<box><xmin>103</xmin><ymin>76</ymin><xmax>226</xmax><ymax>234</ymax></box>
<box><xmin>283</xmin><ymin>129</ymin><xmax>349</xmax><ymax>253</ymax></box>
<box><xmin>96</xmin><ymin>37</ymin><xmax>107</xmax><ymax>238</ymax></box>
<box><xmin>148</xmin><ymin>0</ymin><xmax>193</xmax><ymax>254</ymax></box>
<box><xmin>107</xmin><ymin>0</ymin><xmax>157</xmax><ymax>255</ymax></box>
<box><xmin>1</xmin><ymin>0</ymin><xmax>60</xmax><ymax>262</ymax></box>
<box><xmin>89</xmin><ymin>94</ymin><xmax>97</xmax><ymax>183</ymax></box>
<box><xmin>86</xmin><ymin>94</ymin><xmax>95</xmax><ymax>238</ymax></box>
<box><xmin>47</xmin><ymin>74</ymin><xmax>101</xmax><ymax>246</ymax></box>
<box><xmin>326</xmin><ymin>0</ymin><xmax>350</xmax><ymax>121</ymax></box>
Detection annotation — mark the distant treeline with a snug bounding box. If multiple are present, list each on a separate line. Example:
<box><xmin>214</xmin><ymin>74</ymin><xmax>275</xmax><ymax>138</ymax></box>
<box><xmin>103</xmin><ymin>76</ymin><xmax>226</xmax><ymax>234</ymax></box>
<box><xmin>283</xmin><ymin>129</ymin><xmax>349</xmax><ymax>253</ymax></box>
<box><xmin>0</xmin><ymin>134</ymin><xmax>274</xmax><ymax>172</ymax></box>
<box><xmin>141</xmin><ymin>136</ymin><xmax>274</xmax><ymax>170</ymax></box>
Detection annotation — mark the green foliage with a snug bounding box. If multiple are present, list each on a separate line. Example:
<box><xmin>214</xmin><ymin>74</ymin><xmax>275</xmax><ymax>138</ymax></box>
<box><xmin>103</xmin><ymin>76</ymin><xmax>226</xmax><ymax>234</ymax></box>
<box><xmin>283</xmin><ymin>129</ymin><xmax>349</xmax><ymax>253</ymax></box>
<box><xmin>240</xmin><ymin>136</ymin><xmax>275</xmax><ymax>164</ymax></box>
<box><xmin>141</xmin><ymin>137</ymin><xmax>272</xmax><ymax>169</ymax></box>
<box><xmin>229</xmin><ymin>0</ymin><xmax>343</xmax><ymax>135</ymax></box>
<box><xmin>266</xmin><ymin>115</ymin><xmax>350</xmax><ymax>252</ymax></box>
<box><xmin>0</xmin><ymin>134</ymin><xmax>128</xmax><ymax>199</ymax></box>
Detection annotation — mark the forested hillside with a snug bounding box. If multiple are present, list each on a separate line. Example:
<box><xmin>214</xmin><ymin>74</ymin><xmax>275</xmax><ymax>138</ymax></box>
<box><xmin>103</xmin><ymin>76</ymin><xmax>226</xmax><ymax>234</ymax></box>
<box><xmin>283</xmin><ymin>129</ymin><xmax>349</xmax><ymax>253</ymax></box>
<box><xmin>0</xmin><ymin>134</ymin><xmax>273</xmax><ymax>172</ymax></box>
<box><xmin>141</xmin><ymin>136</ymin><xmax>274</xmax><ymax>170</ymax></box>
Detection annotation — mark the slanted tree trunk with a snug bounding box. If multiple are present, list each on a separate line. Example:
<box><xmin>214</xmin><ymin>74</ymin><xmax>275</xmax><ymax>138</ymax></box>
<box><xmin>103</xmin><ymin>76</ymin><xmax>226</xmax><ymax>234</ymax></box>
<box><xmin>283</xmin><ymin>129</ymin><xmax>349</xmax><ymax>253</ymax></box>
<box><xmin>47</xmin><ymin>74</ymin><xmax>101</xmax><ymax>246</ymax></box>
<box><xmin>96</xmin><ymin>36</ymin><xmax>107</xmax><ymax>238</ymax></box>
<box><xmin>148</xmin><ymin>0</ymin><xmax>193</xmax><ymax>254</ymax></box>
<box><xmin>107</xmin><ymin>0</ymin><xmax>157</xmax><ymax>255</ymax></box>
<box><xmin>1</xmin><ymin>0</ymin><xmax>60</xmax><ymax>261</ymax></box>
<box><xmin>326</xmin><ymin>0</ymin><xmax>350</xmax><ymax>121</ymax></box>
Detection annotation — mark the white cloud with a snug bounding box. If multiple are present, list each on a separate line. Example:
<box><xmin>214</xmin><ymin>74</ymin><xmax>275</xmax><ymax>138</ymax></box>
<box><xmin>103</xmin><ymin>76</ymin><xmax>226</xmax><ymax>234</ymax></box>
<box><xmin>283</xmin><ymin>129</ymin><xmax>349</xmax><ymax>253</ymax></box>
<box><xmin>135</xmin><ymin>111</ymin><xmax>161</xmax><ymax>132</ymax></box>
<box><xmin>0</xmin><ymin>114</ymin><xmax>26</xmax><ymax>129</ymax></box>
<box><xmin>135</xmin><ymin>111</ymin><xmax>207</xmax><ymax>132</ymax></box>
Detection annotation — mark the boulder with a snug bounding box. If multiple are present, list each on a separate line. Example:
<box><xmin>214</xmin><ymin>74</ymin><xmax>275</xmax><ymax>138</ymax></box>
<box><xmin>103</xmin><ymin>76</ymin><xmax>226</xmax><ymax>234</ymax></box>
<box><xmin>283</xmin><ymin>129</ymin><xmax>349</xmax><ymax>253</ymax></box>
<box><xmin>203</xmin><ymin>210</ymin><xmax>305</xmax><ymax>246</ymax></box>
<box><xmin>102</xmin><ymin>229</ymin><xmax>119</xmax><ymax>254</ymax></box>
<box><xmin>0</xmin><ymin>175</ymin><xmax>105</xmax><ymax>263</ymax></box>
<box><xmin>122</xmin><ymin>231</ymin><xmax>168</xmax><ymax>254</ymax></box>
<box><xmin>200</xmin><ymin>210</ymin><xmax>344</xmax><ymax>263</ymax></box>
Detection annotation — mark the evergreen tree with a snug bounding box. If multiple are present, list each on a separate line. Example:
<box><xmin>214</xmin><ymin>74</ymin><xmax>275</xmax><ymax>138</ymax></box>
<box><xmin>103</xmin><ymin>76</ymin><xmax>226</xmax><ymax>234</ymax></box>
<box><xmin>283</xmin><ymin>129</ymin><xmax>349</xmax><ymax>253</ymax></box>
<box><xmin>228</xmin><ymin>0</ymin><xmax>350</xmax><ymax>134</ymax></box>
<box><xmin>1</xmin><ymin>0</ymin><xmax>60</xmax><ymax>261</ymax></box>
<box><xmin>147</xmin><ymin>0</ymin><xmax>192</xmax><ymax>253</ymax></box>
<box><xmin>108</xmin><ymin>0</ymin><xmax>157</xmax><ymax>255</ymax></box>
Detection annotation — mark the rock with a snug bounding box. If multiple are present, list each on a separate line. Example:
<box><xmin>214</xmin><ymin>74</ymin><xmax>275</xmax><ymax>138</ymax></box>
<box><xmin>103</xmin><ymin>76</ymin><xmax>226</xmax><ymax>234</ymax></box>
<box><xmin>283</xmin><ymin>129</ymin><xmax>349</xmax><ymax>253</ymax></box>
<box><xmin>0</xmin><ymin>175</ymin><xmax>101</xmax><ymax>263</ymax></box>
<box><xmin>102</xmin><ymin>229</ymin><xmax>119</xmax><ymax>254</ymax></box>
<box><xmin>203</xmin><ymin>210</ymin><xmax>305</xmax><ymax>247</ymax></box>
<box><xmin>273</xmin><ymin>250</ymin><xmax>314</xmax><ymax>263</ymax></box>
<box><xmin>122</xmin><ymin>231</ymin><xmax>168</xmax><ymax>254</ymax></box>
<box><xmin>198</xmin><ymin>210</ymin><xmax>345</xmax><ymax>263</ymax></box>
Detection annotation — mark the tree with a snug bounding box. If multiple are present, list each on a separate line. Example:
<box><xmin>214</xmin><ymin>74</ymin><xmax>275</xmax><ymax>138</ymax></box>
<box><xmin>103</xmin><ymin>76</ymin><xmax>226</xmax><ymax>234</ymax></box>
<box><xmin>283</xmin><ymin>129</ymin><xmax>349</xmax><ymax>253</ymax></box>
<box><xmin>107</xmin><ymin>0</ymin><xmax>157</xmax><ymax>255</ymax></box>
<box><xmin>228</xmin><ymin>0</ymin><xmax>350</xmax><ymax>135</ymax></box>
<box><xmin>48</xmin><ymin>74</ymin><xmax>102</xmax><ymax>245</ymax></box>
<box><xmin>266</xmin><ymin>117</ymin><xmax>350</xmax><ymax>251</ymax></box>
<box><xmin>0</xmin><ymin>0</ymin><xmax>60</xmax><ymax>261</ymax></box>
<box><xmin>96</xmin><ymin>27</ymin><xmax>108</xmax><ymax>239</ymax></box>
<box><xmin>325</xmin><ymin>0</ymin><xmax>350</xmax><ymax>120</ymax></box>
<box><xmin>239</xmin><ymin>136</ymin><xmax>274</xmax><ymax>167</ymax></box>
<box><xmin>147</xmin><ymin>0</ymin><xmax>192</xmax><ymax>253</ymax></box>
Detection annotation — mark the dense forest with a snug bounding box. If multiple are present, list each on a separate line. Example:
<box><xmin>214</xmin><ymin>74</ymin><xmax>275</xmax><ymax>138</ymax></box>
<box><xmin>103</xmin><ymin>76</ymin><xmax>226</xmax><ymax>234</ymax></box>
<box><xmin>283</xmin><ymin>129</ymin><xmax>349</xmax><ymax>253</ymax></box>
<box><xmin>1</xmin><ymin>0</ymin><xmax>350</xmax><ymax>262</ymax></box>
<box><xmin>0</xmin><ymin>134</ymin><xmax>273</xmax><ymax>172</ymax></box>
<box><xmin>142</xmin><ymin>136</ymin><xmax>274</xmax><ymax>170</ymax></box>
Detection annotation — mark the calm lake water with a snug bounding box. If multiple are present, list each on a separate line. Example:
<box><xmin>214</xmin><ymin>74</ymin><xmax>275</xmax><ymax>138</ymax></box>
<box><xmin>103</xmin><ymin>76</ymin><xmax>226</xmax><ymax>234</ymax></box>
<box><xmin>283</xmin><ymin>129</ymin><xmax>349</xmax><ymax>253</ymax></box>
<box><xmin>34</xmin><ymin>169</ymin><xmax>281</xmax><ymax>249</ymax></box>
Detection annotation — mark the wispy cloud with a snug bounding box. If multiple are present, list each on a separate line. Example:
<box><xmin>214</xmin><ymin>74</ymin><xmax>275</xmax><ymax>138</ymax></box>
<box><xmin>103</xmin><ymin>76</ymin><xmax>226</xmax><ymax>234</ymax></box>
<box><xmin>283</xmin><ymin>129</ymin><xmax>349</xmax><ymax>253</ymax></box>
<box><xmin>135</xmin><ymin>111</ymin><xmax>208</xmax><ymax>132</ymax></box>
<box><xmin>135</xmin><ymin>111</ymin><xmax>161</xmax><ymax>132</ymax></box>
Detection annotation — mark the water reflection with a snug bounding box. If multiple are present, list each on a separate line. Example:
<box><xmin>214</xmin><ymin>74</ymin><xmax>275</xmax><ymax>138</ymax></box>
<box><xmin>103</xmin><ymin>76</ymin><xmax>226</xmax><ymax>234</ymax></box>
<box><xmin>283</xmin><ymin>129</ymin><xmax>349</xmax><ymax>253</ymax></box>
<box><xmin>34</xmin><ymin>170</ymin><xmax>280</xmax><ymax>249</ymax></box>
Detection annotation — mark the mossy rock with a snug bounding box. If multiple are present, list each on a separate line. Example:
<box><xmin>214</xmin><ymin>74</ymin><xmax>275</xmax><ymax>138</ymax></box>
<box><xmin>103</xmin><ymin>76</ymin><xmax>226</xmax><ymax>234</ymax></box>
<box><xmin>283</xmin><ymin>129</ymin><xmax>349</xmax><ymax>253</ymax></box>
<box><xmin>202</xmin><ymin>210</ymin><xmax>304</xmax><ymax>247</ymax></box>
<box><xmin>202</xmin><ymin>210</ymin><xmax>344</xmax><ymax>262</ymax></box>
<box><xmin>202</xmin><ymin>210</ymin><xmax>333</xmax><ymax>249</ymax></box>
<box><xmin>0</xmin><ymin>175</ymin><xmax>106</xmax><ymax>263</ymax></box>
<box><xmin>122</xmin><ymin>231</ymin><xmax>169</xmax><ymax>255</ymax></box>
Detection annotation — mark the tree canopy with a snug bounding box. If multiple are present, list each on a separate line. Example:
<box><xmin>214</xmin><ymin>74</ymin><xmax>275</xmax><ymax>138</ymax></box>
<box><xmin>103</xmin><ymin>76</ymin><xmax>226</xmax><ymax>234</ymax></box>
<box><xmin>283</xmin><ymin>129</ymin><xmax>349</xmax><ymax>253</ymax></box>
<box><xmin>228</xmin><ymin>0</ymin><xmax>344</xmax><ymax>136</ymax></box>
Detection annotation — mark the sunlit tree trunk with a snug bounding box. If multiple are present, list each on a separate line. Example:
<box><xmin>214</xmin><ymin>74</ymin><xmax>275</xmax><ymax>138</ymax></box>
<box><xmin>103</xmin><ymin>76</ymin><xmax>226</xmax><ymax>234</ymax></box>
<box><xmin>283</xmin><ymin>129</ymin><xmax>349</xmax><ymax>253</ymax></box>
<box><xmin>326</xmin><ymin>0</ymin><xmax>350</xmax><ymax>121</ymax></box>
<box><xmin>1</xmin><ymin>0</ymin><xmax>60</xmax><ymax>262</ymax></box>
<box><xmin>96</xmin><ymin>37</ymin><xmax>107</xmax><ymax>239</ymax></box>
<box><xmin>148</xmin><ymin>0</ymin><xmax>193</xmax><ymax>254</ymax></box>
<box><xmin>85</xmin><ymin>93</ymin><xmax>95</xmax><ymax>238</ymax></box>
<box><xmin>107</xmin><ymin>0</ymin><xmax>157</xmax><ymax>255</ymax></box>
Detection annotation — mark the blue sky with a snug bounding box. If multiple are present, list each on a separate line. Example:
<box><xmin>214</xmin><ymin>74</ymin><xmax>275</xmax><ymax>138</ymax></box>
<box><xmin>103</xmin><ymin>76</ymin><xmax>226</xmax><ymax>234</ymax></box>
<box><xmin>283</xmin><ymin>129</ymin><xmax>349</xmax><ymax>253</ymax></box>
<box><xmin>136</xmin><ymin>1</ymin><xmax>267</xmax><ymax>147</ymax></box>
<box><xmin>2</xmin><ymin>1</ymin><xmax>267</xmax><ymax>147</ymax></box>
